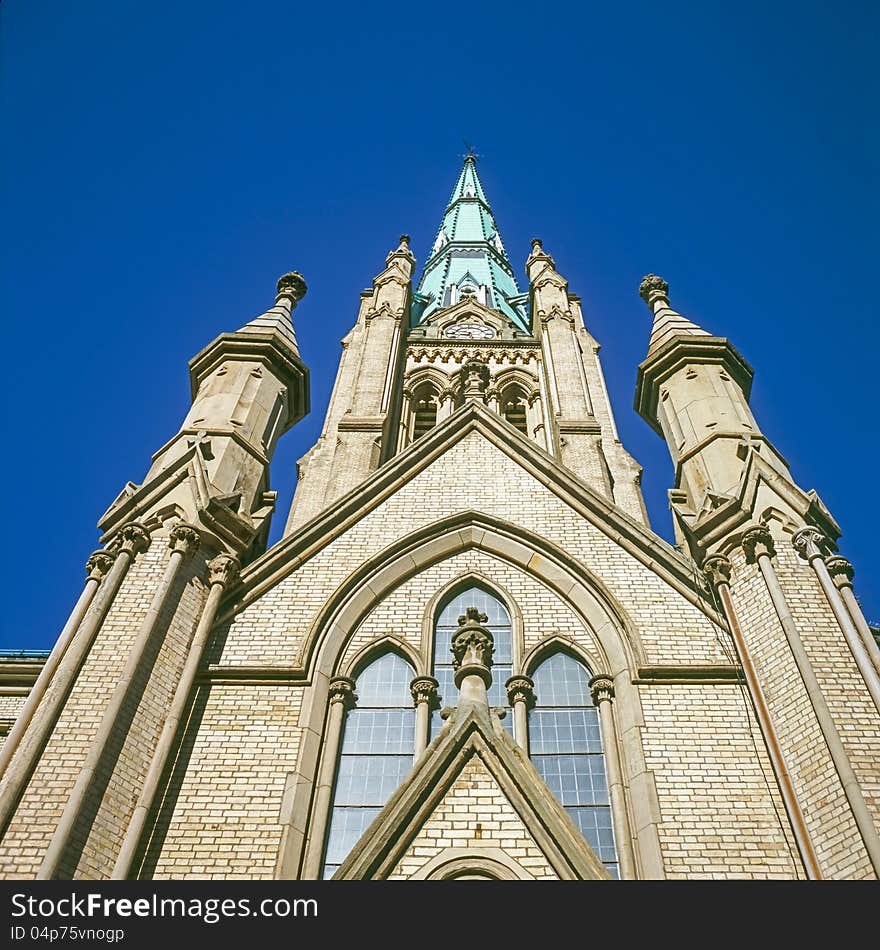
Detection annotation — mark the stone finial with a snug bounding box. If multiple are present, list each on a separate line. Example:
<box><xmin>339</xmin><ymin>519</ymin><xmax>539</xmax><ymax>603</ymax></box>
<box><xmin>328</xmin><ymin>676</ymin><xmax>358</xmax><ymax>709</ymax></box>
<box><xmin>117</xmin><ymin>522</ymin><xmax>151</xmax><ymax>557</ymax></box>
<box><xmin>85</xmin><ymin>550</ymin><xmax>116</xmax><ymax>582</ymax></box>
<box><xmin>398</xmin><ymin>234</ymin><xmax>411</xmax><ymax>249</ymax></box>
<box><xmin>792</xmin><ymin>526</ymin><xmax>832</xmax><ymax>562</ymax></box>
<box><xmin>530</xmin><ymin>238</ymin><xmax>543</xmax><ymax>254</ymax></box>
<box><xmin>451</xmin><ymin>607</ymin><xmax>494</xmax><ymax>689</ymax></box>
<box><xmin>169</xmin><ymin>523</ymin><xmax>201</xmax><ymax>557</ymax></box>
<box><xmin>207</xmin><ymin>553</ymin><xmax>240</xmax><ymax>588</ymax></box>
<box><xmin>589</xmin><ymin>674</ymin><xmax>615</xmax><ymax>705</ymax></box>
<box><xmin>741</xmin><ymin>524</ymin><xmax>775</xmax><ymax>564</ymax></box>
<box><xmin>276</xmin><ymin>271</ymin><xmax>308</xmax><ymax>304</ymax></box>
<box><xmin>703</xmin><ymin>554</ymin><xmax>733</xmax><ymax>588</ymax></box>
<box><xmin>824</xmin><ymin>555</ymin><xmax>854</xmax><ymax>591</ymax></box>
<box><xmin>638</xmin><ymin>274</ymin><xmax>670</xmax><ymax>308</ymax></box>
<box><xmin>505</xmin><ymin>675</ymin><xmax>535</xmax><ymax>709</ymax></box>
<box><xmin>410</xmin><ymin>676</ymin><xmax>440</xmax><ymax>708</ymax></box>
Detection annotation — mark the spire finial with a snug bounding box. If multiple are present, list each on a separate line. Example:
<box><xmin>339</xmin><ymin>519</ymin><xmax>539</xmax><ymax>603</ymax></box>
<box><xmin>276</xmin><ymin>271</ymin><xmax>308</xmax><ymax>305</ymax></box>
<box><xmin>639</xmin><ymin>274</ymin><xmax>669</xmax><ymax>309</ymax></box>
<box><xmin>461</xmin><ymin>139</ymin><xmax>480</xmax><ymax>163</ymax></box>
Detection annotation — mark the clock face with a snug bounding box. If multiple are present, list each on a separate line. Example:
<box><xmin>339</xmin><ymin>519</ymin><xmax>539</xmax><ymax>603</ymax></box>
<box><xmin>443</xmin><ymin>322</ymin><xmax>496</xmax><ymax>340</ymax></box>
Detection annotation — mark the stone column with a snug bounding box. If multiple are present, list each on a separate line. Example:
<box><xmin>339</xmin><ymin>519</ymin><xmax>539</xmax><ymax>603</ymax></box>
<box><xmin>0</xmin><ymin>549</ymin><xmax>115</xmax><ymax>781</ymax></box>
<box><xmin>485</xmin><ymin>385</ymin><xmax>500</xmax><ymax>416</ymax></box>
<box><xmin>410</xmin><ymin>676</ymin><xmax>440</xmax><ymax>760</ymax></box>
<box><xmin>397</xmin><ymin>387</ymin><xmax>413</xmax><ymax>451</ymax></box>
<box><xmin>526</xmin><ymin>391</ymin><xmax>547</xmax><ymax>450</ymax></box>
<box><xmin>588</xmin><ymin>674</ymin><xmax>637</xmax><ymax>881</ymax></box>
<box><xmin>451</xmin><ymin>607</ymin><xmax>494</xmax><ymax>706</ymax></box>
<box><xmin>824</xmin><ymin>555</ymin><xmax>880</xmax><ymax>677</ymax></box>
<box><xmin>741</xmin><ymin>524</ymin><xmax>880</xmax><ymax>877</ymax></box>
<box><xmin>792</xmin><ymin>528</ymin><xmax>880</xmax><ymax>716</ymax></box>
<box><xmin>302</xmin><ymin>676</ymin><xmax>357</xmax><ymax>879</ymax></box>
<box><xmin>0</xmin><ymin>522</ymin><xmax>150</xmax><ymax>838</ymax></box>
<box><xmin>112</xmin><ymin>552</ymin><xmax>240</xmax><ymax>879</ymax></box>
<box><xmin>504</xmin><ymin>675</ymin><xmax>534</xmax><ymax>754</ymax></box>
<box><xmin>703</xmin><ymin>553</ymin><xmax>823</xmax><ymax>880</ymax></box>
<box><xmin>38</xmin><ymin>522</ymin><xmax>200</xmax><ymax>879</ymax></box>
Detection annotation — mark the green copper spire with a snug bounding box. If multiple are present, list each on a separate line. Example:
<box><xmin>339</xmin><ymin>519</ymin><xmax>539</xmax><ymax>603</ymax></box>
<box><xmin>412</xmin><ymin>155</ymin><xmax>529</xmax><ymax>332</ymax></box>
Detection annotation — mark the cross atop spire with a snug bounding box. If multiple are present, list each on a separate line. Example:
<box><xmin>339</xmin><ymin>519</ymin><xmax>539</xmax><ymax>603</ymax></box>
<box><xmin>412</xmin><ymin>156</ymin><xmax>529</xmax><ymax>332</ymax></box>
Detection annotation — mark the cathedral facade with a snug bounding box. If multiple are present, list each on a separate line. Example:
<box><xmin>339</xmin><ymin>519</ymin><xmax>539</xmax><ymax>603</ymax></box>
<box><xmin>1</xmin><ymin>157</ymin><xmax>878</xmax><ymax>880</ymax></box>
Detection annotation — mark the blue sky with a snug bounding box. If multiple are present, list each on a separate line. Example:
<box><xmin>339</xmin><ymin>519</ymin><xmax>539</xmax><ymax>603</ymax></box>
<box><xmin>1</xmin><ymin>1</ymin><xmax>877</xmax><ymax>649</ymax></box>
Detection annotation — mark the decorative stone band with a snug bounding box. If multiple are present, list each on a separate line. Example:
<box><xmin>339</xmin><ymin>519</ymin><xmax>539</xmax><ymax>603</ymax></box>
<box><xmin>328</xmin><ymin>676</ymin><xmax>358</xmax><ymax>710</ymax></box>
<box><xmin>588</xmin><ymin>674</ymin><xmax>615</xmax><ymax>706</ymax></box>
<box><xmin>741</xmin><ymin>524</ymin><xmax>775</xmax><ymax>563</ymax></box>
<box><xmin>792</xmin><ymin>526</ymin><xmax>833</xmax><ymax>562</ymax></box>
<box><xmin>410</xmin><ymin>676</ymin><xmax>440</xmax><ymax>708</ymax></box>
<box><xmin>824</xmin><ymin>556</ymin><xmax>855</xmax><ymax>591</ymax></box>
<box><xmin>702</xmin><ymin>554</ymin><xmax>733</xmax><ymax>588</ymax></box>
<box><xmin>169</xmin><ymin>523</ymin><xmax>201</xmax><ymax>557</ymax></box>
<box><xmin>85</xmin><ymin>550</ymin><xmax>116</xmax><ymax>582</ymax></box>
<box><xmin>207</xmin><ymin>553</ymin><xmax>240</xmax><ymax>588</ymax></box>
<box><xmin>505</xmin><ymin>675</ymin><xmax>535</xmax><ymax>709</ymax></box>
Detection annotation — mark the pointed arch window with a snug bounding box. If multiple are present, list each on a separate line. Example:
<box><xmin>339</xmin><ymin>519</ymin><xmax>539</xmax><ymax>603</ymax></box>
<box><xmin>411</xmin><ymin>381</ymin><xmax>439</xmax><ymax>441</ymax></box>
<box><xmin>322</xmin><ymin>652</ymin><xmax>416</xmax><ymax>878</ymax></box>
<box><xmin>500</xmin><ymin>384</ymin><xmax>529</xmax><ymax>436</ymax></box>
<box><xmin>529</xmin><ymin>651</ymin><xmax>619</xmax><ymax>878</ymax></box>
<box><xmin>431</xmin><ymin>586</ymin><xmax>513</xmax><ymax>739</ymax></box>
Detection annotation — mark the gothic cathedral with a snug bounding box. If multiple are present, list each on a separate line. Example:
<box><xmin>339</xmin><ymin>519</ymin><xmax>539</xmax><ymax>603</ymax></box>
<box><xmin>1</xmin><ymin>157</ymin><xmax>878</xmax><ymax>880</ymax></box>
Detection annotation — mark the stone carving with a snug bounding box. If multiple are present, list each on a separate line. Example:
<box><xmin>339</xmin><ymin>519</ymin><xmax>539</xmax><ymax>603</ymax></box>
<box><xmin>824</xmin><ymin>555</ymin><xmax>854</xmax><ymax>589</ymax></box>
<box><xmin>792</xmin><ymin>526</ymin><xmax>832</xmax><ymax>562</ymax></box>
<box><xmin>703</xmin><ymin>554</ymin><xmax>733</xmax><ymax>588</ymax></box>
<box><xmin>588</xmin><ymin>674</ymin><xmax>615</xmax><ymax>705</ymax></box>
<box><xmin>85</xmin><ymin>550</ymin><xmax>116</xmax><ymax>582</ymax></box>
<box><xmin>117</xmin><ymin>522</ymin><xmax>151</xmax><ymax>556</ymax></box>
<box><xmin>169</xmin><ymin>523</ymin><xmax>201</xmax><ymax>556</ymax></box>
<box><xmin>505</xmin><ymin>675</ymin><xmax>535</xmax><ymax>709</ymax></box>
<box><xmin>276</xmin><ymin>271</ymin><xmax>308</xmax><ymax>303</ymax></box>
<box><xmin>328</xmin><ymin>677</ymin><xmax>358</xmax><ymax>709</ymax></box>
<box><xmin>451</xmin><ymin>607</ymin><xmax>494</xmax><ymax>673</ymax></box>
<box><xmin>741</xmin><ymin>524</ymin><xmax>775</xmax><ymax>563</ymax></box>
<box><xmin>207</xmin><ymin>553</ymin><xmax>240</xmax><ymax>588</ymax></box>
<box><xmin>638</xmin><ymin>274</ymin><xmax>669</xmax><ymax>305</ymax></box>
<box><xmin>410</xmin><ymin>676</ymin><xmax>440</xmax><ymax>707</ymax></box>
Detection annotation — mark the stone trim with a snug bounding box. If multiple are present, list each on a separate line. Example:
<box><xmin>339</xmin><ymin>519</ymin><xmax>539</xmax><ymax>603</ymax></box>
<box><xmin>633</xmin><ymin>664</ymin><xmax>742</xmax><ymax>684</ymax></box>
<box><xmin>413</xmin><ymin>849</ymin><xmax>534</xmax><ymax>880</ymax></box>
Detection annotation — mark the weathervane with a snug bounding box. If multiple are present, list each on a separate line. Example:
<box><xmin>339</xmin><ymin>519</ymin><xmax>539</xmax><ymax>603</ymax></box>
<box><xmin>461</xmin><ymin>139</ymin><xmax>481</xmax><ymax>162</ymax></box>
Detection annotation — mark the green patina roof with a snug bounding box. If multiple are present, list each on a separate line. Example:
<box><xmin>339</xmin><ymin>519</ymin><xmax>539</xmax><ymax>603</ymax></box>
<box><xmin>412</xmin><ymin>156</ymin><xmax>529</xmax><ymax>332</ymax></box>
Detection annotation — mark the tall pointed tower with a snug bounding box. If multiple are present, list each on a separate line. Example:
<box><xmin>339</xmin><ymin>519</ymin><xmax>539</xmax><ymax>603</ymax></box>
<box><xmin>1</xmin><ymin>160</ymin><xmax>878</xmax><ymax>882</ymax></box>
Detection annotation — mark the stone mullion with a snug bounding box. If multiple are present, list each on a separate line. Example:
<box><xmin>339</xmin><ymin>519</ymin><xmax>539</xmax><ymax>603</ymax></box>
<box><xmin>0</xmin><ymin>522</ymin><xmax>150</xmax><ymax>839</ymax></box>
<box><xmin>38</xmin><ymin>522</ymin><xmax>201</xmax><ymax>879</ymax></box>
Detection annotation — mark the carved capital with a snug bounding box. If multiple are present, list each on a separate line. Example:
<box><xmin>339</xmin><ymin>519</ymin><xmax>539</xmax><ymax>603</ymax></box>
<box><xmin>276</xmin><ymin>271</ymin><xmax>307</xmax><ymax>304</ymax></box>
<box><xmin>702</xmin><ymin>554</ymin><xmax>733</xmax><ymax>588</ymax></box>
<box><xmin>169</xmin><ymin>523</ymin><xmax>201</xmax><ymax>557</ymax></box>
<box><xmin>117</xmin><ymin>522</ymin><xmax>151</xmax><ymax>557</ymax></box>
<box><xmin>638</xmin><ymin>274</ymin><xmax>669</xmax><ymax>307</ymax></box>
<box><xmin>410</xmin><ymin>676</ymin><xmax>440</xmax><ymax>708</ymax></box>
<box><xmin>207</xmin><ymin>553</ymin><xmax>240</xmax><ymax>588</ymax></box>
<box><xmin>505</xmin><ymin>675</ymin><xmax>535</xmax><ymax>709</ymax></box>
<box><xmin>792</xmin><ymin>526</ymin><xmax>832</xmax><ymax>562</ymax></box>
<box><xmin>589</xmin><ymin>674</ymin><xmax>615</xmax><ymax>705</ymax></box>
<box><xmin>741</xmin><ymin>524</ymin><xmax>775</xmax><ymax>563</ymax></box>
<box><xmin>85</xmin><ymin>549</ymin><xmax>116</xmax><ymax>582</ymax></box>
<box><xmin>328</xmin><ymin>676</ymin><xmax>358</xmax><ymax>710</ymax></box>
<box><xmin>824</xmin><ymin>555</ymin><xmax>854</xmax><ymax>590</ymax></box>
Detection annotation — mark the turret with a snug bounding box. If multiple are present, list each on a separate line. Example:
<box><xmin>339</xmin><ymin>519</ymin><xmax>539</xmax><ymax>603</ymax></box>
<box><xmin>99</xmin><ymin>272</ymin><xmax>310</xmax><ymax>558</ymax></box>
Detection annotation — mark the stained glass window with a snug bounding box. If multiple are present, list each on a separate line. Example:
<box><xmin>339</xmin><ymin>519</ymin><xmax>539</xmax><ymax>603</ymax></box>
<box><xmin>431</xmin><ymin>586</ymin><xmax>513</xmax><ymax>738</ymax></box>
<box><xmin>529</xmin><ymin>651</ymin><xmax>619</xmax><ymax>878</ymax></box>
<box><xmin>322</xmin><ymin>652</ymin><xmax>415</xmax><ymax>878</ymax></box>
